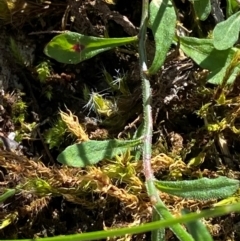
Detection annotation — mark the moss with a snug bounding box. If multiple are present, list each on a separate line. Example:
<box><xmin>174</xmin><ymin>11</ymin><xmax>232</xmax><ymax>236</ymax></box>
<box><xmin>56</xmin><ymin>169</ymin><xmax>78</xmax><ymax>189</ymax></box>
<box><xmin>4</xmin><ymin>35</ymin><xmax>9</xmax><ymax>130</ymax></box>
<box><xmin>11</xmin><ymin>95</ymin><xmax>27</xmax><ymax>124</ymax></box>
<box><xmin>44</xmin><ymin>118</ymin><xmax>68</xmax><ymax>150</ymax></box>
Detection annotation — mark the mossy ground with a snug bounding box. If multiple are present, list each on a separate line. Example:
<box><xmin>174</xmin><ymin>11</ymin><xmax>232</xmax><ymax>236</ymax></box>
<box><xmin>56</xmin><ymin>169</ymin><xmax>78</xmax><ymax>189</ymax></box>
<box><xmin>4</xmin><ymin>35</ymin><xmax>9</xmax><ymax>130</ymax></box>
<box><xmin>0</xmin><ymin>0</ymin><xmax>240</xmax><ymax>240</ymax></box>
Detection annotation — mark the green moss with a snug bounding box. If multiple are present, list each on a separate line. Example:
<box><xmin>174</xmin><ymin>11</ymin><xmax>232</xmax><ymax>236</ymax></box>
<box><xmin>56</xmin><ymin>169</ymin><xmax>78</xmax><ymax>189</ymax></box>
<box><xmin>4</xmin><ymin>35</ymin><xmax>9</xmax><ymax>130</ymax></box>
<box><xmin>36</xmin><ymin>60</ymin><xmax>52</xmax><ymax>83</ymax></box>
<box><xmin>44</xmin><ymin>118</ymin><xmax>68</xmax><ymax>149</ymax></box>
<box><xmin>11</xmin><ymin>97</ymin><xmax>27</xmax><ymax>124</ymax></box>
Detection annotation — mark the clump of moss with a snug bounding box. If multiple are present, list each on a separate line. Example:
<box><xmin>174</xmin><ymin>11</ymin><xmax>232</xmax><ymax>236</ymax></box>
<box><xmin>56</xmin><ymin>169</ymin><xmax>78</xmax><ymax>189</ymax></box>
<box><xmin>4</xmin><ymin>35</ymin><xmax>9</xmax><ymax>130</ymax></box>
<box><xmin>11</xmin><ymin>96</ymin><xmax>27</xmax><ymax>124</ymax></box>
<box><xmin>36</xmin><ymin>60</ymin><xmax>52</xmax><ymax>83</ymax></box>
<box><xmin>44</xmin><ymin>117</ymin><xmax>68</xmax><ymax>149</ymax></box>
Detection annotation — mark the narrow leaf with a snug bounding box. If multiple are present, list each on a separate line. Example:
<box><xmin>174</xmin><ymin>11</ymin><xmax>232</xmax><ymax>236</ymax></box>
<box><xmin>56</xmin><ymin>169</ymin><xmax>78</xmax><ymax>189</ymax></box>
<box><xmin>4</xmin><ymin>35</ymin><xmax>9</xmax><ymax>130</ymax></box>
<box><xmin>151</xmin><ymin>209</ymin><xmax>165</xmax><ymax>241</ymax></box>
<box><xmin>182</xmin><ymin>209</ymin><xmax>213</xmax><ymax>241</ymax></box>
<box><xmin>44</xmin><ymin>32</ymin><xmax>137</xmax><ymax>64</ymax></box>
<box><xmin>213</xmin><ymin>11</ymin><xmax>240</xmax><ymax>50</ymax></box>
<box><xmin>148</xmin><ymin>0</ymin><xmax>177</xmax><ymax>74</ymax></box>
<box><xmin>0</xmin><ymin>189</ymin><xmax>16</xmax><ymax>203</ymax></box>
<box><xmin>154</xmin><ymin>176</ymin><xmax>239</xmax><ymax>200</ymax></box>
<box><xmin>57</xmin><ymin>139</ymin><xmax>142</xmax><ymax>167</ymax></box>
<box><xmin>191</xmin><ymin>0</ymin><xmax>211</xmax><ymax>21</ymax></box>
<box><xmin>154</xmin><ymin>203</ymin><xmax>195</xmax><ymax>241</ymax></box>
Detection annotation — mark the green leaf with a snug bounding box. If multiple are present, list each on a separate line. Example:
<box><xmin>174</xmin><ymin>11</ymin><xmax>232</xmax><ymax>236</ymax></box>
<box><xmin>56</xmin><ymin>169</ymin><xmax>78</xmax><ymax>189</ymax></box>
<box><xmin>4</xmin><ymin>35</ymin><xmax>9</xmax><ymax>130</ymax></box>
<box><xmin>44</xmin><ymin>32</ymin><xmax>137</xmax><ymax>64</ymax></box>
<box><xmin>213</xmin><ymin>11</ymin><xmax>240</xmax><ymax>50</ymax></box>
<box><xmin>226</xmin><ymin>0</ymin><xmax>240</xmax><ymax>17</ymax></box>
<box><xmin>179</xmin><ymin>36</ymin><xmax>239</xmax><ymax>84</ymax></box>
<box><xmin>191</xmin><ymin>0</ymin><xmax>211</xmax><ymax>21</ymax></box>
<box><xmin>0</xmin><ymin>189</ymin><xmax>16</xmax><ymax>203</ymax></box>
<box><xmin>179</xmin><ymin>37</ymin><xmax>232</xmax><ymax>70</ymax></box>
<box><xmin>151</xmin><ymin>209</ymin><xmax>165</xmax><ymax>241</ymax></box>
<box><xmin>154</xmin><ymin>176</ymin><xmax>239</xmax><ymax>200</ymax></box>
<box><xmin>148</xmin><ymin>0</ymin><xmax>177</xmax><ymax>74</ymax></box>
<box><xmin>57</xmin><ymin>139</ymin><xmax>142</xmax><ymax>167</ymax></box>
<box><xmin>206</xmin><ymin>49</ymin><xmax>240</xmax><ymax>85</ymax></box>
<box><xmin>182</xmin><ymin>209</ymin><xmax>213</xmax><ymax>241</ymax></box>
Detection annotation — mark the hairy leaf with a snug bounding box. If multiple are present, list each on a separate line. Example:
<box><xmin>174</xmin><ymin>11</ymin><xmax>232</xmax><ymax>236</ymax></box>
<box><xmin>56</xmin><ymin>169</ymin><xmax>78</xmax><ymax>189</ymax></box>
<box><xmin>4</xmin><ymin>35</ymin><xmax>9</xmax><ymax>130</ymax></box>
<box><xmin>154</xmin><ymin>176</ymin><xmax>239</xmax><ymax>200</ymax></box>
<box><xmin>148</xmin><ymin>0</ymin><xmax>176</xmax><ymax>74</ymax></box>
<box><xmin>44</xmin><ymin>32</ymin><xmax>137</xmax><ymax>64</ymax></box>
<box><xmin>57</xmin><ymin>139</ymin><xmax>142</xmax><ymax>167</ymax></box>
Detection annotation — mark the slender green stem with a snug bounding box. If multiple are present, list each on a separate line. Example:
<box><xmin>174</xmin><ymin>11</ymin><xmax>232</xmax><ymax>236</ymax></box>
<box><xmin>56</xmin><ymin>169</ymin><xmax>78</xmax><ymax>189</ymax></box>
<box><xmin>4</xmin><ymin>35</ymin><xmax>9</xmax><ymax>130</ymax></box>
<box><xmin>139</xmin><ymin>1</ymin><xmax>194</xmax><ymax>240</ymax></box>
<box><xmin>139</xmin><ymin>0</ymin><xmax>154</xmax><ymax>183</ymax></box>
<box><xmin>139</xmin><ymin>1</ymin><xmax>165</xmax><ymax>240</ymax></box>
<box><xmin>3</xmin><ymin>203</ymin><xmax>240</xmax><ymax>241</ymax></box>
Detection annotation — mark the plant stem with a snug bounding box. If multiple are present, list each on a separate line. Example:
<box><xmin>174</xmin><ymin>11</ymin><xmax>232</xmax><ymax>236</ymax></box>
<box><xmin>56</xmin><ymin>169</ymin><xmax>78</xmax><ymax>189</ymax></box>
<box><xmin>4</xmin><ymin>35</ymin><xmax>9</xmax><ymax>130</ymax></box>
<box><xmin>139</xmin><ymin>0</ymin><xmax>165</xmax><ymax>211</ymax></box>
<box><xmin>2</xmin><ymin>203</ymin><xmax>240</xmax><ymax>241</ymax></box>
<box><xmin>139</xmin><ymin>0</ymin><xmax>154</xmax><ymax>183</ymax></box>
<box><xmin>139</xmin><ymin>1</ymin><xmax>194</xmax><ymax>240</ymax></box>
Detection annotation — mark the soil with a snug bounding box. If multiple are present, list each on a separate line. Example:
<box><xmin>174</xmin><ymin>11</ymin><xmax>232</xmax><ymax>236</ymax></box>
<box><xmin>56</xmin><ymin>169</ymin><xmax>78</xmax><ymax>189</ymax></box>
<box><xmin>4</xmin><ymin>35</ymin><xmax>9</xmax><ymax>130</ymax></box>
<box><xmin>0</xmin><ymin>0</ymin><xmax>240</xmax><ymax>240</ymax></box>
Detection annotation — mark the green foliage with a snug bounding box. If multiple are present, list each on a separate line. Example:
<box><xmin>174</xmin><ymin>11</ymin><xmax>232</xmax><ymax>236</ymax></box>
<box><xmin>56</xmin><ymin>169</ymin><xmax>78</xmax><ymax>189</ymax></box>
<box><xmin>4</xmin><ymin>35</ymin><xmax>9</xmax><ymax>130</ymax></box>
<box><xmin>182</xmin><ymin>209</ymin><xmax>213</xmax><ymax>241</ymax></box>
<box><xmin>12</xmin><ymin>98</ymin><xmax>27</xmax><ymax>124</ymax></box>
<box><xmin>213</xmin><ymin>11</ymin><xmax>240</xmax><ymax>50</ymax></box>
<box><xmin>44</xmin><ymin>32</ymin><xmax>137</xmax><ymax>64</ymax></box>
<box><xmin>214</xmin><ymin>194</ymin><xmax>240</xmax><ymax>207</ymax></box>
<box><xmin>154</xmin><ymin>176</ymin><xmax>239</xmax><ymax>200</ymax></box>
<box><xmin>0</xmin><ymin>211</ymin><xmax>18</xmax><ymax>230</ymax></box>
<box><xmin>57</xmin><ymin>138</ymin><xmax>142</xmax><ymax>167</ymax></box>
<box><xmin>25</xmin><ymin>178</ymin><xmax>59</xmax><ymax>196</ymax></box>
<box><xmin>179</xmin><ymin>36</ymin><xmax>240</xmax><ymax>84</ymax></box>
<box><xmin>36</xmin><ymin>60</ymin><xmax>51</xmax><ymax>83</ymax></box>
<box><xmin>40</xmin><ymin>2</ymin><xmax>240</xmax><ymax>241</ymax></box>
<box><xmin>226</xmin><ymin>0</ymin><xmax>240</xmax><ymax>17</ymax></box>
<box><xmin>43</xmin><ymin>85</ymin><xmax>53</xmax><ymax>100</ymax></box>
<box><xmin>178</xmin><ymin>6</ymin><xmax>240</xmax><ymax>84</ymax></box>
<box><xmin>191</xmin><ymin>0</ymin><xmax>211</xmax><ymax>21</ymax></box>
<box><xmin>44</xmin><ymin>118</ymin><xmax>67</xmax><ymax>149</ymax></box>
<box><xmin>151</xmin><ymin>210</ymin><xmax>165</xmax><ymax>241</ymax></box>
<box><xmin>147</xmin><ymin>0</ymin><xmax>176</xmax><ymax>75</ymax></box>
<box><xmin>179</xmin><ymin>37</ymin><xmax>232</xmax><ymax>72</ymax></box>
<box><xmin>9</xmin><ymin>37</ymin><xmax>26</xmax><ymax>66</ymax></box>
<box><xmin>0</xmin><ymin>189</ymin><xmax>16</xmax><ymax>203</ymax></box>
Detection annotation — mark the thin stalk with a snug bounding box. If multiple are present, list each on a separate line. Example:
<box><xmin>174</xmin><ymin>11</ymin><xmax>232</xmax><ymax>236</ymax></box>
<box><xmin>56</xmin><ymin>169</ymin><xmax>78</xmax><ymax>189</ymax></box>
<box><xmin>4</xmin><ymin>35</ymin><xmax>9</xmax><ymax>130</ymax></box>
<box><xmin>139</xmin><ymin>0</ymin><xmax>154</xmax><ymax>185</ymax></box>
<box><xmin>139</xmin><ymin>0</ymin><xmax>194</xmax><ymax>240</ymax></box>
<box><xmin>2</xmin><ymin>203</ymin><xmax>240</xmax><ymax>241</ymax></box>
